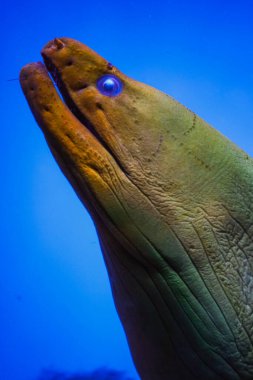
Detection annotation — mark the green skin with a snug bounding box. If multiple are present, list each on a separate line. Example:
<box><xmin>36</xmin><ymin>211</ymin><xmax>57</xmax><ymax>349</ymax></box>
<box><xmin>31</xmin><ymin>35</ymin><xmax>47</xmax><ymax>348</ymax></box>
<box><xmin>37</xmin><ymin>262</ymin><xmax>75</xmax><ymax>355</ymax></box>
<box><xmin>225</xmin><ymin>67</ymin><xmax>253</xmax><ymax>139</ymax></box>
<box><xmin>20</xmin><ymin>38</ymin><xmax>253</xmax><ymax>380</ymax></box>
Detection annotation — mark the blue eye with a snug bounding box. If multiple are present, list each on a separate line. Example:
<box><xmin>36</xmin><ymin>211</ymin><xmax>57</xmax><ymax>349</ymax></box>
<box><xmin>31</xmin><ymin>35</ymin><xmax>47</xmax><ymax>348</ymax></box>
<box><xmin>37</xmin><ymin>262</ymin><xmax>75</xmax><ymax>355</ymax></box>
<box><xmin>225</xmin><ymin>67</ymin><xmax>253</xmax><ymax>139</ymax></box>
<box><xmin>96</xmin><ymin>75</ymin><xmax>123</xmax><ymax>97</ymax></box>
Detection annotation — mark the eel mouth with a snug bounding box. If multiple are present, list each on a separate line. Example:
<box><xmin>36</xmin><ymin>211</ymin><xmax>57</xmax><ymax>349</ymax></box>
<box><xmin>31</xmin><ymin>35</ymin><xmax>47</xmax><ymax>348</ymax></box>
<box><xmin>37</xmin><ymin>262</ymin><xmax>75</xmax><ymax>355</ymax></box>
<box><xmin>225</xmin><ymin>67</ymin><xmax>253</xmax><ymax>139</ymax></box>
<box><xmin>19</xmin><ymin>37</ymin><xmax>131</xmax><ymax>225</ymax></box>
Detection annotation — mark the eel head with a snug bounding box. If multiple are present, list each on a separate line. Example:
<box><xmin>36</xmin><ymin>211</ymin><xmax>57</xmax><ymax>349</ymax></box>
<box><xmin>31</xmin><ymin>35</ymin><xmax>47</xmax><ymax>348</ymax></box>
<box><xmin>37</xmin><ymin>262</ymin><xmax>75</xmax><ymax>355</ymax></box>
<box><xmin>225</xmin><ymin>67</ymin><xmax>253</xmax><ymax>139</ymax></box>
<box><xmin>20</xmin><ymin>38</ymin><xmax>253</xmax><ymax>380</ymax></box>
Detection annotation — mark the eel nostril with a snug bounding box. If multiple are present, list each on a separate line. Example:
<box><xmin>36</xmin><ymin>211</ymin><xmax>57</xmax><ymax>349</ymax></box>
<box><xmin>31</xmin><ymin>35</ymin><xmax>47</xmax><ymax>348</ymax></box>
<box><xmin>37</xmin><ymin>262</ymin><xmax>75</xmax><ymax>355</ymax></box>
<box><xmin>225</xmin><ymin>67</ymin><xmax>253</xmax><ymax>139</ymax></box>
<box><xmin>43</xmin><ymin>38</ymin><xmax>65</xmax><ymax>54</ymax></box>
<box><xmin>53</xmin><ymin>38</ymin><xmax>65</xmax><ymax>50</ymax></box>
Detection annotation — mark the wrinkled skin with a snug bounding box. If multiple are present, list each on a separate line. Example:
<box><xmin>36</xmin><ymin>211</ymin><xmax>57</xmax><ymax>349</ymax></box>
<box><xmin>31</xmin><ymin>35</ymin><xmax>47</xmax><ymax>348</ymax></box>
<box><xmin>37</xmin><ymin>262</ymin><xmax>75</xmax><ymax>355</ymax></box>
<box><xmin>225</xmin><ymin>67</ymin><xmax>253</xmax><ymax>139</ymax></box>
<box><xmin>20</xmin><ymin>38</ymin><xmax>253</xmax><ymax>380</ymax></box>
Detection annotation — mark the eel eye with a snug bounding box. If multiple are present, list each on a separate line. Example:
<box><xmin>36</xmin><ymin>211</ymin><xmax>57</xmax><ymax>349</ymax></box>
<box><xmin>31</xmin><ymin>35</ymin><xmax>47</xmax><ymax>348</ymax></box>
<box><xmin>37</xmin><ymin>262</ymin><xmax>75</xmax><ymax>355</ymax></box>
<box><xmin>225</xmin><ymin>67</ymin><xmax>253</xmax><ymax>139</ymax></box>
<box><xmin>96</xmin><ymin>74</ymin><xmax>123</xmax><ymax>97</ymax></box>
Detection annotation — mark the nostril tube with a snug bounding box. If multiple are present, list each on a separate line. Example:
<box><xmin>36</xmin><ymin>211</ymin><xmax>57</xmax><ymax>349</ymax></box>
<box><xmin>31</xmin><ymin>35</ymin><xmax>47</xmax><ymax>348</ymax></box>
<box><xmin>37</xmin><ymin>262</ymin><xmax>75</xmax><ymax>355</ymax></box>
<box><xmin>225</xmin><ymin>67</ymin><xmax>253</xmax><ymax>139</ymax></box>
<box><xmin>42</xmin><ymin>38</ymin><xmax>65</xmax><ymax>55</ymax></box>
<box><xmin>53</xmin><ymin>38</ymin><xmax>65</xmax><ymax>50</ymax></box>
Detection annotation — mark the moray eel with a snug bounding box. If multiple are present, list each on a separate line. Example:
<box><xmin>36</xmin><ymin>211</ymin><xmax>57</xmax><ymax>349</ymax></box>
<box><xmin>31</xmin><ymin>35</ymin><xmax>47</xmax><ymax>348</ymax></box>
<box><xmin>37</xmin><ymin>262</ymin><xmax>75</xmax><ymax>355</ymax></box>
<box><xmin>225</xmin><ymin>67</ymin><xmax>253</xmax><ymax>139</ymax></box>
<box><xmin>20</xmin><ymin>38</ymin><xmax>253</xmax><ymax>380</ymax></box>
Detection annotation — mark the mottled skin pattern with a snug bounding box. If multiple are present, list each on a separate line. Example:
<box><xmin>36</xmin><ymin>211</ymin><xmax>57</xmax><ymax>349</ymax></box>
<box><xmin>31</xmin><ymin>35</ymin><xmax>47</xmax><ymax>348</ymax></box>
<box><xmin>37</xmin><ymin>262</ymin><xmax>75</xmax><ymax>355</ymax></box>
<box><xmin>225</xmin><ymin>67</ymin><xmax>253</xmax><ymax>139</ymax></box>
<box><xmin>20</xmin><ymin>38</ymin><xmax>253</xmax><ymax>380</ymax></box>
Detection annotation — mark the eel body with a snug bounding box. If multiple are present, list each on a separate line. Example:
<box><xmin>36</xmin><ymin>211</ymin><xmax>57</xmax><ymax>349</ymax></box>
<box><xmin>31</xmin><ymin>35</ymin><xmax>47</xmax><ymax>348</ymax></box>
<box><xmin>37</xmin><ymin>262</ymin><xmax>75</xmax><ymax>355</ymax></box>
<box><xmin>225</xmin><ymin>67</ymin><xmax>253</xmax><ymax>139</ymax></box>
<box><xmin>20</xmin><ymin>38</ymin><xmax>253</xmax><ymax>380</ymax></box>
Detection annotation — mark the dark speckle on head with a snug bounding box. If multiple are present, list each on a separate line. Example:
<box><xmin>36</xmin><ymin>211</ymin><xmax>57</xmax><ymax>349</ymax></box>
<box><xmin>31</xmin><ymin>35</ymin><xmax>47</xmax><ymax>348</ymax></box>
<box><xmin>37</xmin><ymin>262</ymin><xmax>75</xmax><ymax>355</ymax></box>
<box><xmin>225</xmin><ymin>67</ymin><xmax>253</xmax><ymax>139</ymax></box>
<box><xmin>74</xmin><ymin>81</ymin><xmax>89</xmax><ymax>91</ymax></box>
<box><xmin>66</xmin><ymin>59</ymin><xmax>73</xmax><ymax>66</ymax></box>
<box><xmin>107</xmin><ymin>62</ymin><xmax>113</xmax><ymax>70</ymax></box>
<box><xmin>96</xmin><ymin>102</ymin><xmax>104</xmax><ymax>110</ymax></box>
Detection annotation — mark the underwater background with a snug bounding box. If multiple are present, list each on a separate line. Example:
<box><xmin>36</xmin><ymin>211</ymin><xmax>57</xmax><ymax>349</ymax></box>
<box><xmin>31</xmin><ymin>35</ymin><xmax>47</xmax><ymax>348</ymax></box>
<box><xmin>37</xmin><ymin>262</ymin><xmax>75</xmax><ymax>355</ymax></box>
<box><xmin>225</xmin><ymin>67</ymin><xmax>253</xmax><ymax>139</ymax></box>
<box><xmin>2</xmin><ymin>1</ymin><xmax>253</xmax><ymax>379</ymax></box>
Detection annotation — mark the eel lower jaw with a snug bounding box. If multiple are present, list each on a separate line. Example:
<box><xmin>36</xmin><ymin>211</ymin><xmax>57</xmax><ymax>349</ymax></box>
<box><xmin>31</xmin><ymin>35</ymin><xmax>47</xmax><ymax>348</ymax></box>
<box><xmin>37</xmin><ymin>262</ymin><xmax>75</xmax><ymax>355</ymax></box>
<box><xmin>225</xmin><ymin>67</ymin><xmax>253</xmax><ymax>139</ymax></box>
<box><xmin>20</xmin><ymin>60</ymin><xmax>130</xmax><ymax>227</ymax></box>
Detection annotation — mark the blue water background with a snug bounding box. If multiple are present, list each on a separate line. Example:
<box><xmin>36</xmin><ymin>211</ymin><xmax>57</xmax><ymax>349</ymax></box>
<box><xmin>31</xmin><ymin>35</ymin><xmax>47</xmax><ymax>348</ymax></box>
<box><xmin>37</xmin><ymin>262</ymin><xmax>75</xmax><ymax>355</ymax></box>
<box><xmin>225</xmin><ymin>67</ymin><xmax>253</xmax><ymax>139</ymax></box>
<box><xmin>1</xmin><ymin>1</ymin><xmax>253</xmax><ymax>379</ymax></box>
